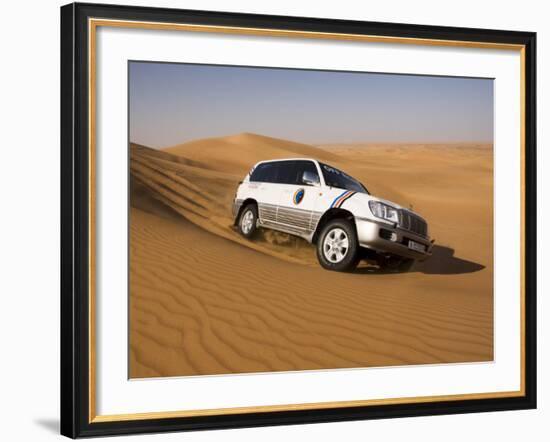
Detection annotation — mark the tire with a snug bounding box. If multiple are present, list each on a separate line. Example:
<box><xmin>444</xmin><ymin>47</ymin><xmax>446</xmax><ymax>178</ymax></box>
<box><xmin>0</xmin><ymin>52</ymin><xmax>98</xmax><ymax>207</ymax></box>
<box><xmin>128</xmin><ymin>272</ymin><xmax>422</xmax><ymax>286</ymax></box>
<box><xmin>238</xmin><ymin>204</ymin><xmax>258</xmax><ymax>239</ymax></box>
<box><xmin>316</xmin><ymin>219</ymin><xmax>360</xmax><ymax>272</ymax></box>
<box><xmin>377</xmin><ymin>256</ymin><xmax>415</xmax><ymax>273</ymax></box>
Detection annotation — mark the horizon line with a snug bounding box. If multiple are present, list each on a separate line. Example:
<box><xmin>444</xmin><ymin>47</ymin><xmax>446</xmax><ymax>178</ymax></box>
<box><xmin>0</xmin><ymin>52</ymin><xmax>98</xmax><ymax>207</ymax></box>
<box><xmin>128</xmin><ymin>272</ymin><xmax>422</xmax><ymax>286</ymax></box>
<box><xmin>130</xmin><ymin>132</ymin><xmax>494</xmax><ymax>150</ymax></box>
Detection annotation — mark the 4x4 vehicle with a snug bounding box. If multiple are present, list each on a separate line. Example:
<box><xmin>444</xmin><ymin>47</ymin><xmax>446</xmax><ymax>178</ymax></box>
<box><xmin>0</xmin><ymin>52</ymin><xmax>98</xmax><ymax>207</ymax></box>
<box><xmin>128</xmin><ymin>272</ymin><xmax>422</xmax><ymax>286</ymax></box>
<box><xmin>233</xmin><ymin>158</ymin><xmax>433</xmax><ymax>272</ymax></box>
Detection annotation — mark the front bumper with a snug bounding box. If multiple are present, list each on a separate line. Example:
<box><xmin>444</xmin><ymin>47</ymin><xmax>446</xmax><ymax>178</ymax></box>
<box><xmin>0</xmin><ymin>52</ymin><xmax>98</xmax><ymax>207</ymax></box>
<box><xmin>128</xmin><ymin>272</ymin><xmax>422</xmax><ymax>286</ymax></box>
<box><xmin>355</xmin><ymin>217</ymin><xmax>433</xmax><ymax>261</ymax></box>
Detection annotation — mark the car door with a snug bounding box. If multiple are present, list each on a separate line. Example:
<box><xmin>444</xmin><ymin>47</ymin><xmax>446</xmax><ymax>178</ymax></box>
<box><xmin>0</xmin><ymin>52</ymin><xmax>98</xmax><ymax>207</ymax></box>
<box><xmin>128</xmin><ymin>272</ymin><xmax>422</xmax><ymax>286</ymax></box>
<box><xmin>248</xmin><ymin>161</ymin><xmax>283</xmax><ymax>226</ymax></box>
<box><xmin>276</xmin><ymin>160</ymin><xmax>322</xmax><ymax>236</ymax></box>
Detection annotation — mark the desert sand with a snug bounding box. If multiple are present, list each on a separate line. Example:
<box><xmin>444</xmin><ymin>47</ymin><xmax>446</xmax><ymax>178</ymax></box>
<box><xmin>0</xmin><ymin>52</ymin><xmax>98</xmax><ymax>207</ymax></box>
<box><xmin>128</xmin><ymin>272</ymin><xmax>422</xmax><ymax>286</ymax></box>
<box><xmin>129</xmin><ymin>133</ymin><xmax>493</xmax><ymax>378</ymax></box>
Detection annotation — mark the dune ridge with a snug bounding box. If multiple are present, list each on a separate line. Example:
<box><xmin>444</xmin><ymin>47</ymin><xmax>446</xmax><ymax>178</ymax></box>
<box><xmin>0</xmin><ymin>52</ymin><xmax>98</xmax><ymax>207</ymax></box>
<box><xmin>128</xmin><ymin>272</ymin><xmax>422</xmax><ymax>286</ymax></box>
<box><xmin>164</xmin><ymin>132</ymin><xmax>341</xmax><ymax>173</ymax></box>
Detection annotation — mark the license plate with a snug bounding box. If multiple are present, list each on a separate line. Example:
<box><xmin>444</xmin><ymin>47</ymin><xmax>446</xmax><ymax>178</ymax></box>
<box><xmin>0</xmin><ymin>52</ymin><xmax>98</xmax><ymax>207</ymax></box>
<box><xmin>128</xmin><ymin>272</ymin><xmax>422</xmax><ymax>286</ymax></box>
<box><xmin>408</xmin><ymin>240</ymin><xmax>426</xmax><ymax>253</ymax></box>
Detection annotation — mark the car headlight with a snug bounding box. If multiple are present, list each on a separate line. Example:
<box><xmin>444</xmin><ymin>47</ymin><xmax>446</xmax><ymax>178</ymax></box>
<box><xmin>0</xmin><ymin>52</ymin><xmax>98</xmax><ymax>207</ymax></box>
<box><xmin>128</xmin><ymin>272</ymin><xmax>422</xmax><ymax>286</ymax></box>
<box><xmin>368</xmin><ymin>201</ymin><xmax>400</xmax><ymax>223</ymax></box>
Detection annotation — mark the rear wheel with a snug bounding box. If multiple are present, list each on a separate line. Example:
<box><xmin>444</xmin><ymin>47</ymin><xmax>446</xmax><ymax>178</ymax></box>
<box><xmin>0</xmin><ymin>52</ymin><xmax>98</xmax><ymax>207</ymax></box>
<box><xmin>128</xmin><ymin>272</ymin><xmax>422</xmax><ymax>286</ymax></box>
<box><xmin>316</xmin><ymin>219</ymin><xmax>360</xmax><ymax>272</ymax></box>
<box><xmin>238</xmin><ymin>204</ymin><xmax>258</xmax><ymax>239</ymax></box>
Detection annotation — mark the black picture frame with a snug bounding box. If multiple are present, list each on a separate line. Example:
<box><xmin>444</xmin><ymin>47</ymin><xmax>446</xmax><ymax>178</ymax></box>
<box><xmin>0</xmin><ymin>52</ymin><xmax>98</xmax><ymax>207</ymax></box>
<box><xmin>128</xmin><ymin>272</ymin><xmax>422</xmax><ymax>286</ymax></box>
<box><xmin>61</xmin><ymin>2</ymin><xmax>537</xmax><ymax>438</ymax></box>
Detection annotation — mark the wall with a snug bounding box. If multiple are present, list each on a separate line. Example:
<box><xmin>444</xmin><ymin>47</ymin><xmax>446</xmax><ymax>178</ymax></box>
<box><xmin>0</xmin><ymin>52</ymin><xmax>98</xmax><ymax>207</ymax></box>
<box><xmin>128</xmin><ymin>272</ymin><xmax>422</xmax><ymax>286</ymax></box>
<box><xmin>0</xmin><ymin>0</ymin><xmax>546</xmax><ymax>440</ymax></box>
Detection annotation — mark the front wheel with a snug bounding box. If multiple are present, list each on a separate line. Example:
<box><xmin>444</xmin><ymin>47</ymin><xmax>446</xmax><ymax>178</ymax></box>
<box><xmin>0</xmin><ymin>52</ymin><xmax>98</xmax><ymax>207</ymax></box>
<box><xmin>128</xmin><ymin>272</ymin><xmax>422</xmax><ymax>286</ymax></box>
<box><xmin>238</xmin><ymin>204</ymin><xmax>258</xmax><ymax>239</ymax></box>
<box><xmin>316</xmin><ymin>219</ymin><xmax>360</xmax><ymax>272</ymax></box>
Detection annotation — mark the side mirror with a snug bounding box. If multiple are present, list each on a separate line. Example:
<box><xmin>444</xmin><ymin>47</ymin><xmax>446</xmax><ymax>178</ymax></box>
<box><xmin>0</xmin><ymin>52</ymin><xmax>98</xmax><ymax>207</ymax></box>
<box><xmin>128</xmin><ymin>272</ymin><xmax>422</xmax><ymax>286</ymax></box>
<box><xmin>302</xmin><ymin>170</ymin><xmax>320</xmax><ymax>186</ymax></box>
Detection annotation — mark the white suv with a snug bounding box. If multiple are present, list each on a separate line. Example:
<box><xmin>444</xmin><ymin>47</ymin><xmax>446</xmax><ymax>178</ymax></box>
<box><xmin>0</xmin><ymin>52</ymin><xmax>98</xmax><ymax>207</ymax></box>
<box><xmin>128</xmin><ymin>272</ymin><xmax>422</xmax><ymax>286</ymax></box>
<box><xmin>233</xmin><ymin>158</ymin><xmax>433</xmax><ymax>272</ymax></box>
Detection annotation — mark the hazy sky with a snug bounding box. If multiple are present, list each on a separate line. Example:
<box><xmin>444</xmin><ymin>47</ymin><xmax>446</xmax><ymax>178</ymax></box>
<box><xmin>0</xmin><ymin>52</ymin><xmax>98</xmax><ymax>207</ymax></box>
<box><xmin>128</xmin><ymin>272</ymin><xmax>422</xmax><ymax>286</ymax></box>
<box><xmin>129</xmin><ymin>61</ymin><xmax>493</xmax><ymax>148</ymax></box>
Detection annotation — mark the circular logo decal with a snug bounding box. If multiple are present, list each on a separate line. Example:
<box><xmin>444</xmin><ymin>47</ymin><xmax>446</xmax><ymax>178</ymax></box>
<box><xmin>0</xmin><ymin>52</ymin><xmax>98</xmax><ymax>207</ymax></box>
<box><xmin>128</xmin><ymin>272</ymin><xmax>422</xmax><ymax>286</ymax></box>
<box><xmin>293</xmin><ymin>188</ymin><xmax>305</xmax><ymax>205</ymax></box>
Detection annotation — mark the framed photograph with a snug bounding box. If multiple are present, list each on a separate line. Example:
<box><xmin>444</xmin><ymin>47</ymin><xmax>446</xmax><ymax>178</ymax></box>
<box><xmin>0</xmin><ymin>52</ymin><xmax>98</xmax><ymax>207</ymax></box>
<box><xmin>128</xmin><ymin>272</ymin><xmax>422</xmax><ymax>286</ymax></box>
<box><xmin>60</xmin><ymin>2</ymin><xmax>537</xmax><ymax>438</ymax></box>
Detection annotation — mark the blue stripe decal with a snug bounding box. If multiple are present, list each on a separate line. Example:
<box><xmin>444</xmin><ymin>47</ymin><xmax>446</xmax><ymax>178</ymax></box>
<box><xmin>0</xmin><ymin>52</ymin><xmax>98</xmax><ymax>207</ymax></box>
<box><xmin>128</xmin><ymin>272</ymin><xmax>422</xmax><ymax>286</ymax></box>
<box><xmin>330</xmin><ymin>190</ymin><xmax>349</xmax><ymax>208</ymax></box>
<box><xmin>337</xmin><ymin>191</ymin><xmax>356</xmax><ymax>208</ymax></box>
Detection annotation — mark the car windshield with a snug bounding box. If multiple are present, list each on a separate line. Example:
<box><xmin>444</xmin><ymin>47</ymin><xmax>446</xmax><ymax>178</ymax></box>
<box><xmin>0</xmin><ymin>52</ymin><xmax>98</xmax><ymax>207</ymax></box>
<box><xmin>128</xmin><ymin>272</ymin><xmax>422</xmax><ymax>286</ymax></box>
<box><xmin>319</xmin><ymin>163</ymin><xmax>368</xmax><ymax>193</ymax></box>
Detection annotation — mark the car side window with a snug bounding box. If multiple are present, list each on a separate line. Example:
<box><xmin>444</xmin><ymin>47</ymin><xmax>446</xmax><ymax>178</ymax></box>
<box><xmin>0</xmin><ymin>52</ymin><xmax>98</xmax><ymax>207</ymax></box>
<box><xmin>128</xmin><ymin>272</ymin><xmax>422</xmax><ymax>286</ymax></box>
<box><xmin>295</xmin><ymin>161</ymin><xmax>319</xmax><ymax>186</ymax></box>
<box><xmin>263</xmin><ymin>163</ymin><xmax>279</xmax><ymax>183</ymax></box>
<box><xmin>250</xmin><ymin>162</ymin><xmax>278</xmax><ymax>183</ymax></box>
<box><xmin>250</xmin><ymin>161</ymin><xmax>318</xmax><ymax>185</ymax></box>
<box><xmin>249</xmin><ymin>164</ymin><xmax>265</xmax><ymax>182</ymax></box>
<box><xmin>275</xmin><ymin>161</ymin><xmax>297</xmax><ymax>185</ymax></box>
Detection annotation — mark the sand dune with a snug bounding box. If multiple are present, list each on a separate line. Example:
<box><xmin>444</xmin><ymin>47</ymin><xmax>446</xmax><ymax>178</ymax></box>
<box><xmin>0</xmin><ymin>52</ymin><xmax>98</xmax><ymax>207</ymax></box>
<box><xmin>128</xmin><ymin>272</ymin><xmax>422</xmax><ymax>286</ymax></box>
<box><xmin>129</xmin><ymin>133</ymin><xmax>493</xmax><ymax>378</ymax></box>
<box><xmin>164</xmin><ymin>132</ymin><xmax>341</xmax><ymax>174</ymax></box>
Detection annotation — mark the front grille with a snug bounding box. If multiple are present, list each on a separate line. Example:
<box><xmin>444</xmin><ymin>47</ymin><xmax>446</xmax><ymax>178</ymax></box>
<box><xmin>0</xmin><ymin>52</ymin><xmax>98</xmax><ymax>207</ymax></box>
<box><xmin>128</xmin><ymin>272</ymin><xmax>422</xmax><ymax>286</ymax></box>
<box><xmin>379</xmin><ymin>228</ymin><xmax>394</xmax><ymax>241</ymax></box>
<box><xmin>399</xmin><ymin>211</ymin><xmax>428</xmax><ymax>237</ymax></box>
